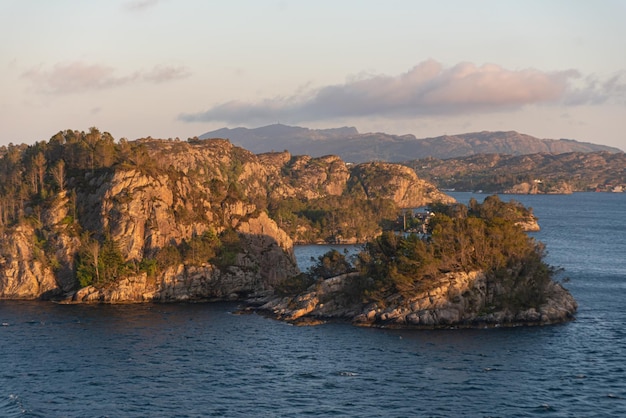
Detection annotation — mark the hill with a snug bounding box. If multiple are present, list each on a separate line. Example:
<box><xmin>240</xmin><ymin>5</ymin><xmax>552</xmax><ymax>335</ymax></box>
<box><xmin>199</xmin><ymin>124</ymin><xmax>622</xmax><ymax>162</ymax></box>
<box><xmin>0</xmin><ymin>128</ymin><xmax>450</xmax><ymax>301</ymax></box>
<box><xmin>405</xmin><ymin>151</ymin><xmax>626</xmax><ymax>193</ymax></box>
<box><xmin>0</xmin><ymin>129</ymin><xmax>577</xmax><ymax>328</ymax></box>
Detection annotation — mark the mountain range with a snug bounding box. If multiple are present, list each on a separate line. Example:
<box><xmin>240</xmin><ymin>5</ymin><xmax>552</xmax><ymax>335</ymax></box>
<box><xmin>199</xmin><ymin>124</ymin><xmax>622</xmax><ymax>162</ymax></box>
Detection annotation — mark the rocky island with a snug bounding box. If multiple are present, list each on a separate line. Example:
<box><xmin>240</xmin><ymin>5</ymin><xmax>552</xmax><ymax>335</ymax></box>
<box><xmin>257</xmin><ymin>197</ymin><xmax>576</xmax><ymax>328</ymax></box>
<box><xmin>0</xmin><ymin>128</ymin><xmax>576</xmax><ymax>327</ymax></box>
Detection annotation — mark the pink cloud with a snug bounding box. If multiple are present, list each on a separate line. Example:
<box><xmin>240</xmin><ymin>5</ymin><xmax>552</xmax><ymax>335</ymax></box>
<box><xmin>418</xmin><ymin>62</ymin><xmax>577</xmax><ymax>109</ymax></box>
<box><xmin>180</xmin><ymin>60</ymin><xmax>623</xmax><ymax>124</ymax></box>
<box><xmin>22</xmin><ymin>61</ymin><xmax>190</xmax><ymax>94</ymax></box>
<box><xmin>142</xmin><ymin>65</ymin><xmax>191</xmax><ymax>84</ymax></box>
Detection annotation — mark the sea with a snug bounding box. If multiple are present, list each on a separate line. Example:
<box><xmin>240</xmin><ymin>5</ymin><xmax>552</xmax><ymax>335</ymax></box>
<box><xmin>1</xmin><ymin>192</ymin><xmax>625</xmax><ymax>417</ymax></box>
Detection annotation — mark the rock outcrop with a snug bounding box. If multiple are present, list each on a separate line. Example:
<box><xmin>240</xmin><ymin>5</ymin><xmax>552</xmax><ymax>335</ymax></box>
<box><xmin>71</xmin><ymin>264</ymin><xmax>266</xmax><ymax>303</ymax></box>
<box><xmin>504</xmin><ymin>181</ymin><xmax>573</xmax><ymax>195</ymax></box>
<box><xmin>0</xmin><ymin>134</ymin><xmax>451</xmax><ymax>302</ymax></box>
<box><xmin>258</xmin><ymin>270</ymin><xmax>577</xmax><ymax>328</ymax></box>
<box><xmin>349</xmin><ymin>162</ymin><xmax>454</xmax><ymax>207</ymax></box>
<box><xmin>0</xmin><ymin>224</ymin><xmax>59</xmax><ymax>299</ymax></box>
<box><xmin>515</xmin><ymin>218</ymin><xmax>541</xmax><ymax>232</ymax></box>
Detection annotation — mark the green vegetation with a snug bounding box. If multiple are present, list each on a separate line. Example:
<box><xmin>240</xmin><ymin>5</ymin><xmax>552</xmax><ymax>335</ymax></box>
<box><xmin>407</xmin><ymin>152</ymin><xmax>626</xmax><ymax>193</ymax></box>
<box><xmin>0</xmin><ymin>126</ymin><xmax>442</xmax><ymax>297</ymax></box>
<box><xmin>274</xmin><ymin>273</ymin><xmax>316</xmax><ymax>297</ymax></box>
<box><xmin>76</xmin><ymin>235</ymin><xmax>130</xmax><ymax>288</ymax></box>
<box><xmin>300</xmin><ymin>196</ymin><xmax>554</xmax><ymax>310</ymax></box>
<box><xmin>365</xmin><ymin>196</ymin><xmax>551</xmax><ymax>307</ymax></box>
<box><xmin>268</xmin><ymin>195</ymin><xmax>397</xmax><ymax>243</ymax></box>
<box><xmin>0</xmin><ymin>127</ymin><xmax>152</xmax><ymax>230</ymax></box>
<box><xmin>307</xmin><ymin>249</ymin><xmax>354</xmax><ymax>280</ymax></box>
<box><xmin>0</xmin><ymin>128</ymin><xmax>251</xmax><ymax>291</ymax></box>
<box><xmin>73</xmin><ymin>228</ymin><xmax>242</xmax><ymax>289</ymax></box>
<box><xmin>274</xmin><ymin>249</ymin><xmax>355</xmax><ymax>297</ymax></box>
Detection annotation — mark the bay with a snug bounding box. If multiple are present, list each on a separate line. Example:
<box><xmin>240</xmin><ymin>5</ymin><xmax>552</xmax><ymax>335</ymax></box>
<box><xmin>1</xmin><ymin>192</ymin><xmax>625</xmax><ymax>417</ymax></box>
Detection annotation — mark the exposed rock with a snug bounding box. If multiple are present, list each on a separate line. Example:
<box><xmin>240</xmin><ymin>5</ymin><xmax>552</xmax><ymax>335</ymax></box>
<box><xmin>515</xmin><ymin>219</ymin><xmax>541</xmax><ymax>232</ymax></box>
<box><xmin>0</xmin><ymin>225</ymin><xmax>58</xmax><ymax>299</ymax></box>
<box><xmin>0</xmin><ymin>136</ymin><xmax>448</xmax><ymax>302</ymax></box>
<box><xmin>504</xmin><ymin>181</ymin><xmax>573</xmax><ymax>195</ymax></box>
<box><xmin>258</xmin><ymin>271</ymin><xmax>577</xmax><ymax>328</ymax></box>
<box><xmin>349</xmin><ymin>162</ymin><xmax>454</xmax><ymax>207</ymax></box>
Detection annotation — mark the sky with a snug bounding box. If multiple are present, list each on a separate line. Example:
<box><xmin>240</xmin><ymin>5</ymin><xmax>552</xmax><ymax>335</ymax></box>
<box><xmin>1</xmin><ymin>0</ymin><xmax>625</xmax><ymax>149</ymax></box>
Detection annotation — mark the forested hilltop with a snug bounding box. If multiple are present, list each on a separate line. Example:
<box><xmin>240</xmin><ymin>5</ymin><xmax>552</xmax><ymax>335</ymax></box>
<box><xmin>0</xmin><ymin>128</ymin><xmax>451</xmax><ymax>301</ymax></box>
<box><xmin>405</xmin><ymin>151</ymin><xmax>626</xmax><ymax>193</ymax></box>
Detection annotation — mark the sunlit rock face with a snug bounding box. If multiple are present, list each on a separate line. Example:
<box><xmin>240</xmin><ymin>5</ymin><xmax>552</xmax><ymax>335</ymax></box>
<box><xmin>259</xmin><ymin>270</ymin><xmax>577</xmax><ymax>328</ymax></box>
<box><xmin>0</xmin><ymin>136</ymin><xmax>451</xmax><ymax>302</ymax></box>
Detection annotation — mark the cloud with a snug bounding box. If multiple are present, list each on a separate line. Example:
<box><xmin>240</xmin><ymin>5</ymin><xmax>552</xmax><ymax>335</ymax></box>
<box><xmin>179</xmin><ymin>60</ymin><xmax>625</xmax><ymax>124</ymax></box>
<box><xmin>564</xmin><ymin>70</ymin><xmax>626</xmax><ymax>106</ymax></box>
<box><xmin>124</xmin><ymin>0</ymin><xmax>160</xmax><ymax>12</ymax></box>
<box><xmin>142</xmin><ymin>65</ymin><xmax>191</xmax><ymax>84</ymax></box>
<box><xmin>21</xmin><ymin>61</ymin><xmax>190</xmax><ymax>94</ymax></box>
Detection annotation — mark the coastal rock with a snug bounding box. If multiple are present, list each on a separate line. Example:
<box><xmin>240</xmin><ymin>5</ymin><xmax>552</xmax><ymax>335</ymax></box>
<box><xmin>515</xmin><ymin>219</ymin><xmax>541</xmax><ymax>232</ymax></box>
<box><xmin>0</xmin><ymin>225</ymin><xmax>58</xmax><ymax>299</ymax></box>
<box><xmin>259</xmin><ymin>270</ymin><xmax>577</xmax><ymax>328</ymax></box>
<box><xmin>70</xmin><ymin>260</ymin><xmax>284</xmax><ymax>303</ymax></box>
<box><xmin>349</xmin><ymin>162</ymin><xmax>455</xmax><ymax>207</ymax></box>
<box><xmin>505</xmin><ymin>181</ymin><xmax>573</xmax><ymax>195</ymax></box>
<box><xmin>0</xmin><ymin>135</ymin><xmax>451</xmax><ymax>302</ymax></box>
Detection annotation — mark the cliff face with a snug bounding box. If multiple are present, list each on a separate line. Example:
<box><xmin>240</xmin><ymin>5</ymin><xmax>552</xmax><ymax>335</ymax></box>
<box><xmin>0</xmin><ymin>135</ymin><xmax>450</xmax><ymax>301</ymax></box>
<box><xmin>348</xmin><ymin>162</ymin><xmax>454</xmax><ymax>207</ymax></box>
<box><xmin>0</xmin><ymin>225</ymin><xmax>58</xmax><ymax>299</ymax></box>
<box><xmin>0</xmin><ymin>190</ymin><xmax>81</xmax><ymax>299</ymax></box>
<box><xmin>259</xmin><ymin>270</ymin><xmax>577</xmax><ymax>328</ymax></box>
<box><xmin>259</xmin><ymin>153</ymin><xmax>351</xmax><ymax>200</ymax></box>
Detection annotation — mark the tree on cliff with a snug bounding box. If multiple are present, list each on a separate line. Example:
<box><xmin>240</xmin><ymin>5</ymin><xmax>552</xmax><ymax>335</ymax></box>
<box><xmin>76</xmin><ymin>237</ymin><xmax>100</xmax><ymax>288</ymax></box>
<box><xmin>50</xmin><ymin>159</ymin><xmax>66</xmax><ymax>192</ymax></box>
<box><xmin>307</xmin><ymin>249</ymin><xmax>354</xmax><ymax>280</ymax></box>
<box><xmin>76</xmin><ymin>234</ymin><xmax>129</xmax><ymax>288</ymax></box>
<box><xmin>0</xmin><ymin>127</ymin><xmax>445</xmax><ymax>300</ymax></box>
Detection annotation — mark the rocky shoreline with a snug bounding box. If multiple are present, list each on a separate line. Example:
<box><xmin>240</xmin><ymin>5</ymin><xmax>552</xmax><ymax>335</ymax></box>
<box><xmin>0</xmin><ymin>132</ymin><xmax>577</xmax><ymax>329</ymax></box>
<box><xmin>249</xmin><ymin>271</ymin><xmax>578</xmax><ymax>329</ymax></box>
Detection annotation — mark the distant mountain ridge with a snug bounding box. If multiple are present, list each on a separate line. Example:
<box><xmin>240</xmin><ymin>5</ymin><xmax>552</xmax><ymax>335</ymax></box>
<box><xmin>199</xmin><ymin>124</ymin><xmax>622</xmax><ymax>162</ymax></box>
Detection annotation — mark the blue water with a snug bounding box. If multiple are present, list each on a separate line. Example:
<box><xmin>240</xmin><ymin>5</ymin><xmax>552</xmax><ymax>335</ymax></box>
<box><xmin>1</xmin><ymin>192</ymin><xmax>625</xmax><ymax>417</ymax></box>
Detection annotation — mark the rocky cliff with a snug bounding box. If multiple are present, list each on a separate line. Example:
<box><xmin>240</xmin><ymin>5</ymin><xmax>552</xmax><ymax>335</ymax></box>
<box><xmin>0</xmin><ymin>131</ymin><xmax>450</xmax><ymax>301</ymax></box>
<box><xmin>347</xmin><ymin>162</ymin><xmax>452</xmax><ymax>208</ymax></box>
